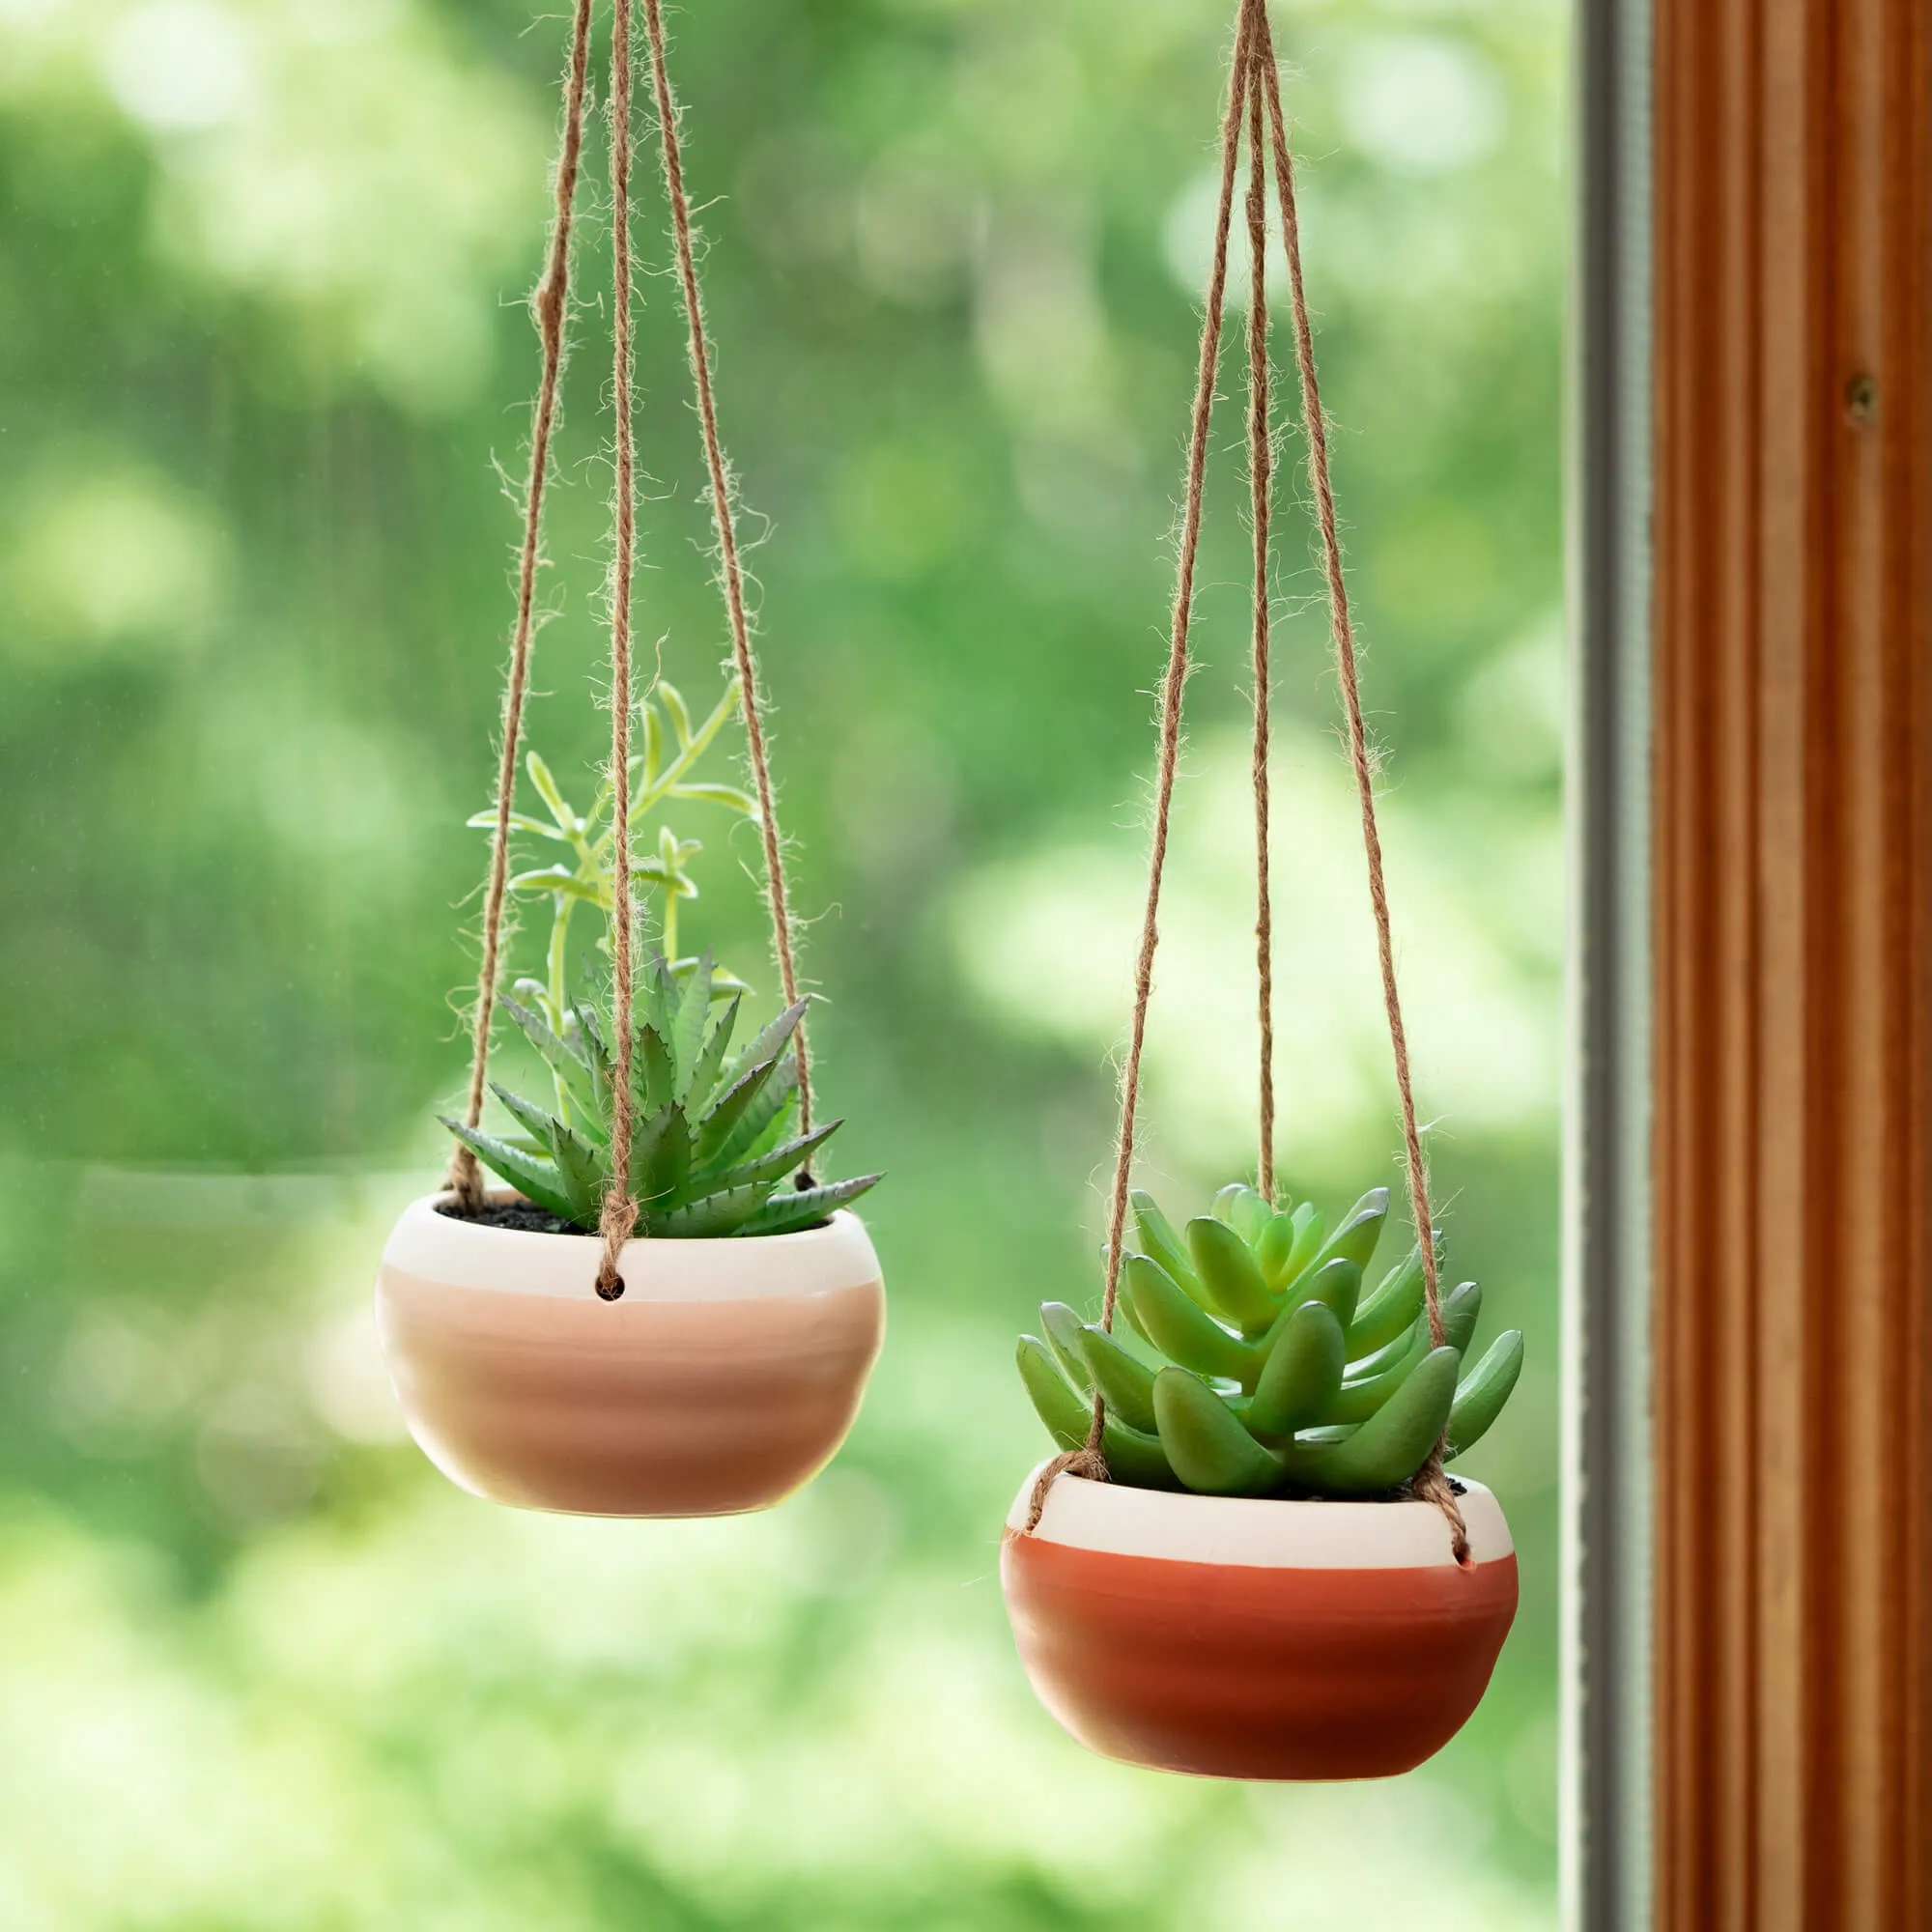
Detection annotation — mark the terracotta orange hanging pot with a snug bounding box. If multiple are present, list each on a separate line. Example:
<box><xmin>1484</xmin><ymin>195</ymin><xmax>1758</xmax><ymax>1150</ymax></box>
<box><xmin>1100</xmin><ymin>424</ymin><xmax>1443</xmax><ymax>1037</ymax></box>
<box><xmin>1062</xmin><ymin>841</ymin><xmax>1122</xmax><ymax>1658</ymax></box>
<box><xmin>378</xmin><ymin>0</ymin><xmax>882</xmax><ymax>1517</ymax></box>
<box><xmin>999</xmin><ymin>0</ymin><xmax>1523</xmax><ymax>1780</ymax></box>
<box><xmin>1003</xmin><ymin>1466</ymin><xmax>1517</xmax><ymax>1780</ymax></box>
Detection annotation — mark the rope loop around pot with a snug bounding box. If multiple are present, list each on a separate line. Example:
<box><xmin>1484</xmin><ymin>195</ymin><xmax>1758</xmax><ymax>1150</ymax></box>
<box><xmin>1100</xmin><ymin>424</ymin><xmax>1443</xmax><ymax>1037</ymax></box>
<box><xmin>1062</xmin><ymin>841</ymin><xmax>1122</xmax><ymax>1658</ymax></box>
<box><xmin>447</xmin><ymin>1</ymin><xmax>816</xmax><ymax>1292</ymax></box>
<box><xmin>1029</xmin><ymin>0</ymin><xmax>1466</xmax><ymax>1563</ymax></box>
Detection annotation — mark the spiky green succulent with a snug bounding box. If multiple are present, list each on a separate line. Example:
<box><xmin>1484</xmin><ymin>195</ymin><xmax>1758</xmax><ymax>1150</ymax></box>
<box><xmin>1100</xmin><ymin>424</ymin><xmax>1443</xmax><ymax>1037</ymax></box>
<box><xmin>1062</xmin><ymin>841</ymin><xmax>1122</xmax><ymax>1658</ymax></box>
<box><xmin>1018</xmin><ymin>1181</ymin><xmax>1523</xmax><ymax>1498</ymax></box>
<box><xmin>443</xmin><ymin>951</ymin><xmax>881</xmax><ymax>1237</ymax></box>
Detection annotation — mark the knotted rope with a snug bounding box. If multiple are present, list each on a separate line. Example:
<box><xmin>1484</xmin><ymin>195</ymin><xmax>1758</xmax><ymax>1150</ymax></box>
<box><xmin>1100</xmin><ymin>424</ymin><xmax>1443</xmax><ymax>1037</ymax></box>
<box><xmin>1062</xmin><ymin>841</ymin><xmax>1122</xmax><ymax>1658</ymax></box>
<box><xmin>449</xmin><ymin>0</ymin><xmax>815</xmax><ymax>1288</ymax></box>
<box><xmin>1030</xmin><ymin>0</ymin><xmax>1467</xmax><ymax>1563</ymax></box>
<box><xmin>594</xmin><ymin>0</ymin><xmax>641</xmax><ymax>1298</ymax></box>
<box><xmin>445</xmin><ymin>0</ymin><xmax>594</xmax><ymax>1213</ymax></box>
<box><xmin>640</xmin><ymin>0</ymin><xmax>813</xmax><ymax>1142</ymax></box>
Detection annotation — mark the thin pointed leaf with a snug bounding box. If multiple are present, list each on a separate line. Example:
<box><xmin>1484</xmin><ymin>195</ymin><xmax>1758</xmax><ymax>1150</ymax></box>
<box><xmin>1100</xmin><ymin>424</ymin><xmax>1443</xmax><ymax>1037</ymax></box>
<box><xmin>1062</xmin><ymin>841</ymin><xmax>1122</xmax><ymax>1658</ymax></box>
<box><xmin>440</xmin><ymin>1119</ymin><xmax>582</xmax><ymax>1227</ymax></box>
<box><xmin>467</xmin><ymin>809</ymin><xmax>573</xmax><ymax>840</ymax></box>
<box><xmin>509</xmin><ymin>866</ymin><xmax>607</xmax><ymax>905</ymax></box>
<box><xmin>670</xmin><ymin>781</ymin><xmax>759</xmax><ymax>818</ymax></box>
<box><xmin>659</xmin><ymin>680</ymin><xmax>694</xmax><ymax>747</ymax></box>
<box><xmin>641</xmin><ymin>701</ymin><xmax>664</xmax><ymax>788</ymax></box>
<box><xmin>525</xmin><ymin>751</ymin><xmax>576</xmax><ymax>835</ymax></box>
<box><xmin>736</xmin><ymin>1173</ymin><xmax>880</xmax><ymax>1237</ymax></box>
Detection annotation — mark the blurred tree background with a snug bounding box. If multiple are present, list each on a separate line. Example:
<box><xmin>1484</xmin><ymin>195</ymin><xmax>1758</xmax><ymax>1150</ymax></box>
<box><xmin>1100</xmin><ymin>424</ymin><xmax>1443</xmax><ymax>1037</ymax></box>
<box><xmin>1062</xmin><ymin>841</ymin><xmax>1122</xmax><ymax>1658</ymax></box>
<box><xmin>0</xmin><ymin>0</ymin><xmax>1565</xmax><ymax>1924</ymax></box>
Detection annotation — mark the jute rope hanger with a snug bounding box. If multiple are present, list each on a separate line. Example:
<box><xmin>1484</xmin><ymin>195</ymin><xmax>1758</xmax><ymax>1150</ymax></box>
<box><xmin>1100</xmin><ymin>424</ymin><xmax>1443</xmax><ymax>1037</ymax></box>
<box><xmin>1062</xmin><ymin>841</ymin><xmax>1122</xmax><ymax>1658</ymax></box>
<box><xmin>443</xmin><ymin>0</ymin><xmax>814</xmax><ymax>1301</ymax></box>
<box><xmin>1026</xmin><ymin>0</ymin><xmax>1466</xmax><ymax>1561</ymax></box>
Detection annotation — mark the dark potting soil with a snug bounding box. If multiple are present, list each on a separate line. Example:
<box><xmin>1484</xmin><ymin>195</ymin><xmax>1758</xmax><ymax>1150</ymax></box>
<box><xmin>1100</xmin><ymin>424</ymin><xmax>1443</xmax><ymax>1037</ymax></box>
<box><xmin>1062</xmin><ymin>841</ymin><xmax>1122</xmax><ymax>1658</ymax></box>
<box><xmin>436</xmin><ymin>1199</ymin><xmax>584</xmax><ymax>1236</ymax></box>
<box><xmin>432</xmin><ymin>1196</ymin><xmax>837</xmax><ymax>1237</ymax></box>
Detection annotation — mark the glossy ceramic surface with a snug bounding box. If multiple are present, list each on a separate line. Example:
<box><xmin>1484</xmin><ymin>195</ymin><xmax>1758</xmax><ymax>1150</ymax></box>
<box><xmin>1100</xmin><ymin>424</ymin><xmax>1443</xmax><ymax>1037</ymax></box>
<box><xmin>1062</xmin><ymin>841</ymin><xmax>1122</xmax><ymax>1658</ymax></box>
<box><xmin>1001</xmin><ymin>1464</ymin><xmax>1518</xmax><ymax>1780</ymax></box>
<box><xmin>376</xmin><ymin>1194</ymin><xmax>885</xmax><ymax>1517</ymax></box>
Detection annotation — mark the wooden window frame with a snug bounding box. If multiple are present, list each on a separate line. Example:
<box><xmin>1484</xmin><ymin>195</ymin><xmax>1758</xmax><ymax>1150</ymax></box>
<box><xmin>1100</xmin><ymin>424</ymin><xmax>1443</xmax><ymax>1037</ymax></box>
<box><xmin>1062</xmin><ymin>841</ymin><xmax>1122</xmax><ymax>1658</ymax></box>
<box><xmin>1574</xmin><ymin>0</ymin><xmax>1932</xmax><ymax>1923</ymax></box>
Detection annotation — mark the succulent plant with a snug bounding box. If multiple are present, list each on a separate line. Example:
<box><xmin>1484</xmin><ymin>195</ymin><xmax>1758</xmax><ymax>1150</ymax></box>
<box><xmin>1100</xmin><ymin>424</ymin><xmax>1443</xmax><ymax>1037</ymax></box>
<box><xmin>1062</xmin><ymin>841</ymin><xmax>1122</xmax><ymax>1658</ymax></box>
<box><xmin>1017</xmin><ymin>1181</ymin><xmax>1522</xmax><ymax>1498</ymax></box>
<box><xmin>443</xmin><ymin>951</ymin><xmax>881</xmax><ymax>1237</ymax></box>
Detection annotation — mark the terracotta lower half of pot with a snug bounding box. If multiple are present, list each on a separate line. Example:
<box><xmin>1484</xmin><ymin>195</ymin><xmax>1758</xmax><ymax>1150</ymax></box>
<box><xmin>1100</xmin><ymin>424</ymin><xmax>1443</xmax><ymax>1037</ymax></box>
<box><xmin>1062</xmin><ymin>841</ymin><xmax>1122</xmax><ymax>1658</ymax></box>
<box><xmin>1001</xmin><ymin>1464</ymin><xmax>1518</xmax><ymax>1781</ymax></box>
<box><xmin>376</xmin><ymin>1195</ymin><xmax>885</xmax><ymax>1518</ymax></box>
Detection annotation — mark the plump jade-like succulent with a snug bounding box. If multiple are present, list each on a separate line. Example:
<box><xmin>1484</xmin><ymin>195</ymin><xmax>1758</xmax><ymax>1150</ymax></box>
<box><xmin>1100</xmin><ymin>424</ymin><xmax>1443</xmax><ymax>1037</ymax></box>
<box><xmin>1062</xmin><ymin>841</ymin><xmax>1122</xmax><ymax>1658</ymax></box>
<box><xmin>444</xmin><ymin>951</ymin><xmax>881</xmax><ymax>1237</ymax></box>
<box><xmin>1018</xmin><ymin>1181</ymin><xmax>1523</xmax><ymax>1498</ymax></box>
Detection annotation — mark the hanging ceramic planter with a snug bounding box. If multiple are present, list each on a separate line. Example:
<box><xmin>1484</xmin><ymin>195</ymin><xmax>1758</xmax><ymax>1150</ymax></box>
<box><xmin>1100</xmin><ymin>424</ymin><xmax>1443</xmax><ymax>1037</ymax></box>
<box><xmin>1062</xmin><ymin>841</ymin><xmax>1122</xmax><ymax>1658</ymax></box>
<box><xmin>1004</xmin><ymin>1466</ymin><xmax>1517</xmax><ymax>1780</ymax></box>
<box><xmin>377</xmin><ymin>0</ymin><xmax>882</xmax><ymax>1517</ymax></box>
<box><xmin>999</xmin><ymin>0</ymin><xmax>1523</xmax><ymax>1778</ymax></box>
<box><xmin>378</xmin><ymin>1197</ymin><xmax>882</xmax><ymax>1518</ymax></box>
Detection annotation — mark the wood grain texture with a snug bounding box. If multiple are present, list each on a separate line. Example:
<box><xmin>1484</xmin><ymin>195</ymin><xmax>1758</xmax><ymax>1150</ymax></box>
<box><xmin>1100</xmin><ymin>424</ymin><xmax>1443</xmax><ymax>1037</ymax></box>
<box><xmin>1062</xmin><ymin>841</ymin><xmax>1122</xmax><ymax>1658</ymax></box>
<box><xmin>1653</xmin><ymin>0</ymin><xmax>1932</xmax><ymax>1923</ymax></box>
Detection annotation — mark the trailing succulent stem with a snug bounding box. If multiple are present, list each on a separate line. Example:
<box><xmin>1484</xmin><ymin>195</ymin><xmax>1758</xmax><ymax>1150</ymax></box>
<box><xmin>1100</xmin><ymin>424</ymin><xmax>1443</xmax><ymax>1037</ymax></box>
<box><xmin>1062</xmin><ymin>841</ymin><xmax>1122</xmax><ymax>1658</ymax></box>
<box><xmin>443</xmin><ymin>951</ymin><xmax>880</xmax><ymax>1237</ymax></box>
<box><xmin>469</xmin><ymin>674</ymin><xmax>761</xmax><ymax>1106</ymax></box>
<box><xmin>1017</xmin><ymin>1181</ymin><xmax>1523</xmax><ymax>1499</ymax></box>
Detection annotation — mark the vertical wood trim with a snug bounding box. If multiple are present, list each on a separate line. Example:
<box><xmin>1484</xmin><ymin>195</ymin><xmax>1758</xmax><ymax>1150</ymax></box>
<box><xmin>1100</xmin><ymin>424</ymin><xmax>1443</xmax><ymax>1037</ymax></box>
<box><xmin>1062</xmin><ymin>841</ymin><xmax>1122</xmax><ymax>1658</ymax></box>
<box><xmin>1652</xmin><ymin>0</ymin><xmax>1932</xmax><ymax>1923</ymax></box>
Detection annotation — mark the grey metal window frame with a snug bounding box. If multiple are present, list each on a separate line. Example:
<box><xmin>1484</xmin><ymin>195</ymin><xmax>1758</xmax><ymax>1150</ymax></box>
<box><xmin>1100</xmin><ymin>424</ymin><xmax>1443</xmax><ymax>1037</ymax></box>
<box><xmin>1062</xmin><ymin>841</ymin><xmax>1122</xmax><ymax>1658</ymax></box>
<box><xmin>1563</xmin><ymin>0</ymin><xmax>1651</xmax><ymax>1926</ymax></box>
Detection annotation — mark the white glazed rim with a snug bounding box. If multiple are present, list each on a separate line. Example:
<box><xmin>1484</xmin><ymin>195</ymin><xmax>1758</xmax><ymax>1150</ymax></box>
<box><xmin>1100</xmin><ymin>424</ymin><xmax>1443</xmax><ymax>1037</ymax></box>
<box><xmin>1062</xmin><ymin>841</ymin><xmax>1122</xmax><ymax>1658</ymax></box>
<box><xmin>380</xmin><ymin>1191</ymin><xmax>882</xmax><ymax>1303</ymax></box>
<box><xmin>1008</xmin><ymin>1461</ymin><xmax>1513</xmax><ymax>1570</ymax></box>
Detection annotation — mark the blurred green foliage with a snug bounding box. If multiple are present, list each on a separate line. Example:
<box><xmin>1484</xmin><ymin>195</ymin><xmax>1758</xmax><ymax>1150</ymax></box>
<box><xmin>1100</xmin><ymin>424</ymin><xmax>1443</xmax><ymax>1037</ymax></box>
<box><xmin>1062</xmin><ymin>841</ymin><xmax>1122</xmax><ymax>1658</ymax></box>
<box><xmin>0</xmin><ymin>0</ymin><xmax>1564</xmax><ymax>1923</ymax></box>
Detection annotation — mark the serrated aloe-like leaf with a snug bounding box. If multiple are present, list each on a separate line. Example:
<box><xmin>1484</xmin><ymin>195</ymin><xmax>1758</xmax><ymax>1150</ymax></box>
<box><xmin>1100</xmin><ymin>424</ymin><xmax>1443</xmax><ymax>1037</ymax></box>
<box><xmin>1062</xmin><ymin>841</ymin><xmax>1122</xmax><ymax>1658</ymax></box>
<box><xmin>655</xmin><ymin>1179</ymin><xmax>778</xmax><ymax>1237</ymax></box>
<box><xmin>487</xmin><ymin>1079</ymin><xmax>566</xmax><ymax>1151</ymax></box>
<box><xmin>670</xmin><ymin>952</ymin><xmax>713</xmax><ymax>1094</ymax></box>
<box><xmin>548</xmin><ymin>1117</ymin><xmax>609</xmax><ymax>1224</ymax></box>
<box><xmin>682</xmin><ymin>991</ymin><xmax>741</xmax><ymax>1113</ymax></box>
<box><xmin>501</xmin><ymin>996</ymin><xmax>606</xmax><ymax>1131</ymax></box>
<box><xmin>632</xmin><ymin>1024</ymin><xmax>677</xmax><ymax>1118</ymax></box>
<box><xmin>696</xmin><ymin>1003</ymin><xmax>807</xmax><ymax>1161</ymax></box>
<box><xmin>735</xmin><ymin>1172</ymin><xmax>879</xmax><ymax>1236</ymax></box>
<box><xmin>715</xmin><ymin>1073</ymin><xmax>797</xmax><ymax>1170</ymax></box>
<box><xmin>699</xmin><ymin>1120</ymin><xmax>838</xmax><ymax>1197</ymax></box>
<box><xmin>628</xmin><ymin>1103</ymin><xmax>692</xmax><ymax>1207</ymax></box>
<box><xmin>440</xmin><ymin>1119</ymin><xmax>583</xmax><ymax>1228</ymax></box>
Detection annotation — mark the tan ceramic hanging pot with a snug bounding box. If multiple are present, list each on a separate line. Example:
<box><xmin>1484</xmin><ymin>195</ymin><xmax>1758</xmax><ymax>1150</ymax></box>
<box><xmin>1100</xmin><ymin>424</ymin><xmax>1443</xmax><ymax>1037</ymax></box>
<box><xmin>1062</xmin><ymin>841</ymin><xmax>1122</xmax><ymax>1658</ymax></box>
<box><xmin>377</xmin><ymin>1195</ymin><xmax>884</xmax><ymax>1518</ymax></box>
<box><xmin>381</xmin><ymin>0</ymin><xmax>883</xmax><ymax>1518</ymax></box>
<box><xmin>1003</xmin><ymin>1465</ymin><xmax>1517</xmax><ymax>1779</ymax></box>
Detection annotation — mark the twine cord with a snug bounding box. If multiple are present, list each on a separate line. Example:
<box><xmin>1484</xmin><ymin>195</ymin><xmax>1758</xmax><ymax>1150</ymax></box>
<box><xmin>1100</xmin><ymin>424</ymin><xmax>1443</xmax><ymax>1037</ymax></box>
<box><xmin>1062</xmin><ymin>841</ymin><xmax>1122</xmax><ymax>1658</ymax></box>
<box><xmin>1252</xmin><ymin>4</ymin><xmax>1464</xmax><ymax>1560</ymax></box>
<box><xmin>1024</xmin><ymin>5</ymin><xmax>1261</xmax><ymax>1532</ymax></box>
<box><xmin>1030</xmin><ymin>0</ymin><xmax>1468</xmax><ymax>1565</ymax></box>
<box><xmin>451</xmin><ymin>0</ymin><xmax>820</xmax><ymax>1273</ymax></box>
<box><xmin>446</xmin><ymin>0</ymin><xmax>594</xmax><ymax>1212</ymax></box>
<box><xmin>1244</xmin><ymin>74</ymin><xmax>1276</xmax><ymax>1205</ymax></box>
<box><xmin>594</xmin><ymin>0</ymin><xmax>641</xmax><ymax>1298</ymax></box>
<box><xmin>639</xmin><ymin>0</ymin><xmax>813</xmax><ymax>1142</ymax></box>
